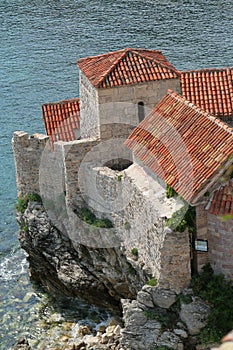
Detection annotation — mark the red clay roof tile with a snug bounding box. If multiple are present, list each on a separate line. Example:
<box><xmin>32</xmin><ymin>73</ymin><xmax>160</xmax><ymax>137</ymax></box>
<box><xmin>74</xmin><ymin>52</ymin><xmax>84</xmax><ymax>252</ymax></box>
<box><xmin>42</xmin><ymin>98</ymin><xmax>80</xmax><ymax>144</ymax></box>
<box><xmin>77</xmin><ymin>48</ymin><xmax>180</xmax><ymax>89</ymax></box>
<box><xmin>125</xmin><ymin>90</ymin><xmax>233</xmax><ymax>204</ymax></box>
<box><xmin>181</xmin><ymin>68</ymin><xmax>233</xmax><ymax>119</ymax></box>
<box><xmin>208</xmin><ymin>180</ymin><xmax>233</xmax><ymax>216</ymax></box>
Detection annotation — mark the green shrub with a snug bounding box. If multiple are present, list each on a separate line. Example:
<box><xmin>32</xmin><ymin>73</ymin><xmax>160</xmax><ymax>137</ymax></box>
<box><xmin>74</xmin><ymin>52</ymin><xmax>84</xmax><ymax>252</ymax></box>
<box><xmin>144</xmin><ymin>309</ymin><xmax>159</xmax><ymax>320</ymax></box>
<box><xmin>81</xmin><ymin>208</ymin><xmax>113</xmax><ymax>228</ymax></box>
<box><xmin>165</xmin><ymin>184</ymin><xmax>177</xmax><ymax>198</ymax></box>
<box><xmin>131</xmin><ymin>247</ymin><xmax>138</xmax><ymax>256</ymax></box>
<box><xmin>191</xmin><ymin>263</ymin><xmax>233</xmax><ymax>344</ymax></box>
<box><xmin>94</xmin><ymin>218</ymin><xmax>113</xmax><ymax>228</ymax></box>
<box><xmin>117</xmin><ymin>174</ymin><xmax>123</xmax><ymax>182</ymax></box>
<box><xmin>165</xmin><ymin>203</ymin><xmax>196</xmax><ymax>233</ymax></box>
<box><xmin>170</xmin><ymin>293</ymin><xmax>192</xmax><ymax>314</ymax></box>
<box><xmin>16</xmin><ymin>193</ymin><xmax>42</xmax><ymax>213</ymax></box>
<box><xmin>144</xmin><ymin>308</ymin><xmax>177</xmax><ymax>329</ymax></box>
<box><xmin>147</xmin><ymin>277</ymin><xmax>157</xmax><ymax>286</ymax></box>
<box><xmin>21</xmin><ymin>219</ymin><xmax>29</xmax><ymax>233</ymax></box>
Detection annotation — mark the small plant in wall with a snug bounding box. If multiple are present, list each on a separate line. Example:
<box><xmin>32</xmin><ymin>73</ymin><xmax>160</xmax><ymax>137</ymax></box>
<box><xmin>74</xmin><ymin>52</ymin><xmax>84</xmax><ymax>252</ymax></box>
<box><xmin>165</xmin><ymin>203</ymin><xmax>196</xmax><ymax>233</ymax></box>
<box><xmin>81</xmin><ymin>207</ymin><xmax>113</xmax><ymax>228</ymax></box>
<box><xmin>165</xmin><ymin>184</ymin><xmax>177</xmax><ymax>198</ymax></box>
<box><xmin>131</xmin><ymin>247</ymin><xmax>138</xmax><ymax>257</ymax></box>
<box><xmin>147</xmin><ymin>277</ymin><xmax>157</xmax><ymax>286</ymax></box>
<box><xmin>117</xmin><ymin>174</ymin><xmax>123</xmax><ymax>182</ymax></box>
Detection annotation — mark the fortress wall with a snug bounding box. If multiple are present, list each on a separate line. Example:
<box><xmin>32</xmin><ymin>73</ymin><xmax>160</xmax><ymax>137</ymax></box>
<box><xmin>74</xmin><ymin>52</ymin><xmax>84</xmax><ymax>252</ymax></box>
<box><xmin>83</xmin><ymin>163</ymin><xmax>191</xmax><ymax>293</ymax></box>
<box><xmin>62</xmin><ymin>138</ymin><xmax>100</xmax><ymax>206</ymax></box>
<box><xmin>80</xmin><ymin>71</ymin><xmax>100</xmax><ymax>139</ymax></box>
<box><xmin>207</xmin><ymin>213</ymin><xmax>233</xmax><ymax>280</ymax></box>
<box><xmin>159</xmin><ymin>230</ymin><xmax>191</xmax><ymax>292</ymax></box>
<box><xmin>98</xmin><ymin>78</ymin><xmax>181</xmax><ymax>140</ymax></box>
<box><xmin>12</xmin><ymin>131</ymin><xmax>50</xmax><ymax>197</ymax></box>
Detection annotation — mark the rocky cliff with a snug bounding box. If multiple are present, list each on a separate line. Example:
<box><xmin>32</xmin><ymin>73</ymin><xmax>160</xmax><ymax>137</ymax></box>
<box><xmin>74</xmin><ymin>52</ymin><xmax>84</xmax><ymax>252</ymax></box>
<box><xmin>17</xmin><ymin>201</ymin><xmax>147</xmax><ymax>309</ymax></box>
<box><xmin>16</xmin><ymin>200</ymin><xmax>214</xmax><ymax>350</ymax></box>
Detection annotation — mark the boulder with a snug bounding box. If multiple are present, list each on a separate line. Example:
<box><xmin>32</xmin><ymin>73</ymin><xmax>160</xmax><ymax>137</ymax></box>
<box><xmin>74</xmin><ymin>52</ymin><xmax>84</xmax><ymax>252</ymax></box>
<box><xmin>149</xmin><ymin>287</ymin><xmax>177</xmax><ymax>309</ymax></box>
<box><xmin>179</xmin><ymin>297</ymin><xmax>210</xmax><ymax>335</ymax></box>
<box><xmin>157</xmin><ymin>331</ymin><xmax>184</xmax><ymax>349</ymax></box>
<box><xmin>137</xmin><ymin>290</ymin><xmax>154</xmax><ymax>309</ymax></box>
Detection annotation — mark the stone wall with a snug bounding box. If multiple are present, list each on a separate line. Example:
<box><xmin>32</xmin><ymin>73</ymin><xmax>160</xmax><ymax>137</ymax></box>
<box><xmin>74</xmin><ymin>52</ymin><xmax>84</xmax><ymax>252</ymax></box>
<box><xmin>13</xmin><ymin>129</ymin><xmax>191</xmax><ymax>293</ymax></box>
<box><xmin>207</xmin><ymin>213</ymin><xmax>233</xmax><ymax>279</ymax></box>
<box><xmin>195</xmin><ymin>204</ymin><xmax>209</xmax><ymax>273</ymax></box>
<box><xmin>80</xmin><ymin>71</ymin><xmax>100</xmax><ymax>139</ymax></box>
<box><xmin>98</xmin><ymin>78</ymin><xmax>181</xmax><ymax>140</ymax></box>
<box><xmin>12</xmin><ymin>131</ymin><xmax>49</xmax><ymax>197</ymax></box>
<box><xmin>83</xmin><ymin>163</ymin><xmax>191</xmax><ymax>293</ymax></box>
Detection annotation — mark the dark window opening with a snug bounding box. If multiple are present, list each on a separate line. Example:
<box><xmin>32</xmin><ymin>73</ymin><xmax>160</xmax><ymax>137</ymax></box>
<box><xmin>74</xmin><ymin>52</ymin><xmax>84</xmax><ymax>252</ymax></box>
<box><xmin>138</xmin><ymin>101</ymin><xmax>145</xmax><ymax>123</ymax></box>
<box><xmin>104</xmin><ymin>159</ymin><xmax>133</xmax><ymax>171</ymax></box>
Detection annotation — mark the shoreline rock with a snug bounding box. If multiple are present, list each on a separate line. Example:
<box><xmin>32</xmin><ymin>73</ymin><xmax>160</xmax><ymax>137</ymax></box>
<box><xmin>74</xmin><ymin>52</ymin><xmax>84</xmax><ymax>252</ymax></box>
<box><xmin>16</xmin><ymin>202</ymin><xmax>219</xmax><ymax>350</ymax></box>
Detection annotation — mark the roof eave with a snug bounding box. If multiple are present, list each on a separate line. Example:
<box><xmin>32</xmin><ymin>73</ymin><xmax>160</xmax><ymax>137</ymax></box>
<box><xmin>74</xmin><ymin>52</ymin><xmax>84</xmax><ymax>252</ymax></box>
<box><xmin>189</xmin><ymin>155</ymin><xmax>233</xmax><ymax>206</ymax></box>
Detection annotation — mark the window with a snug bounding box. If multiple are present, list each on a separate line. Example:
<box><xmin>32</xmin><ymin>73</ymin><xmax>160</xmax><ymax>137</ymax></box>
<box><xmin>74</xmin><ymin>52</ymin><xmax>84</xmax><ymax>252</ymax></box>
<box><xmin>138</xmin><ymin>101</ymin><xmax>145</xmax><ymax>123</ymax></box>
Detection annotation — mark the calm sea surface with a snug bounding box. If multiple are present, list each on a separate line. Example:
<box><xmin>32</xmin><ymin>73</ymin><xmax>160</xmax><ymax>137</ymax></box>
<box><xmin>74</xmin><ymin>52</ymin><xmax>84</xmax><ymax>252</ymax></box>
<box><xmin>0</xmin><ymin>0</ymin><xmax>232</xmax><ymax>347</ymax></box>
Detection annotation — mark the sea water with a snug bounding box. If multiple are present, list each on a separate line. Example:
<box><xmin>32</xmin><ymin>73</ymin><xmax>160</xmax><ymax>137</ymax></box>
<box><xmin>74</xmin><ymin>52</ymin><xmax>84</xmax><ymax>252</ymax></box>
<box><xmin>0</xmin><ymin>0</ymin><xmax>232</xmax><ymax>347</ymax></box>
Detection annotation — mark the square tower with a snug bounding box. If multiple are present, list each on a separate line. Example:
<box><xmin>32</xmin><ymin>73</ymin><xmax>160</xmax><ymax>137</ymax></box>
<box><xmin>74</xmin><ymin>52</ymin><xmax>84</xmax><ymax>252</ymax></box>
<box><xmin>77</xmin><ymin>48</ymin><xmax>181</xmax><ymax>140</ymax></box>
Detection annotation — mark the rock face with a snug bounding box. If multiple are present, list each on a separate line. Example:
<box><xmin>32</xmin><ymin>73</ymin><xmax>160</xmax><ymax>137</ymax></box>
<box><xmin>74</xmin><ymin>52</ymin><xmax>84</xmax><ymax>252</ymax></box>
<box><xmin>17</xmin><ymin>202</ymin><xmax>146</xmax><ymax>308</ymax></box>
<box><xmin>12</xmin><ymin>338</ymin><xmax>31</xmax><ymax>350</ymax></box>
<box><xmin>120</xmin><ymin>287</ymin><xmax>210</xmax><ymax>350</ymax></box>
<box><xmin>179</xmin><ymin>297</ymin><xmax>210</xmax><ymax>336</ymax></box>
<box><xmin>16</xmin><ymin>202</ymin><xmax>212</xmax><ymax>350</ymax></box>
<box><xmin>120</xmin><ymin>295</ymin><xmax>184</xmax><ymax>350</ymax></box>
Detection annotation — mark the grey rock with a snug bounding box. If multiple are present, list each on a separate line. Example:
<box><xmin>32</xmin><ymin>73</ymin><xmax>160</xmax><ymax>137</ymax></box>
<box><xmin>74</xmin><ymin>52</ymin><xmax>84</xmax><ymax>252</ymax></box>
<box><xmin>173</xmin><ymin>328</ymin><xmax>188</xmax><ymax>338</ymax></box>
<box><xmin>137</xmin><ymin>290</ymin><xmax>154</xmax><ymax>308</ymax></box>
<box><xmin>150</xmin><ymin>287</ymin><xmax>177</xmax><ymax>309</ymax></box>
<box><xmin>179</xmin><ymin>297</ymin><xmax>210</xmax><ymax>335</ymax></box>
<box><xmin>17</xmin><ymin>203</ymin><xmax>146</xmax><ymax>307</ymax></box>
<box><xmin>158</xmin><ymin>331</ymin><xmax>184</xmax><ymax>349</ymax></box>
<box><xmin>12</xmin><ymin>338</ymin><xmax>32</xmax><ymax>350</ymax></box>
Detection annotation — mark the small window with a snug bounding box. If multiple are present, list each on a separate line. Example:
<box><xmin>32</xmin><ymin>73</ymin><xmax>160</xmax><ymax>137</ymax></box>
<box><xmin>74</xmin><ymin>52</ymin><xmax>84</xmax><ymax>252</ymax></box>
<box><xmin>138</xmin><ymin>101</ymin><xmax>145</xmax><ymax>123</ymax></box>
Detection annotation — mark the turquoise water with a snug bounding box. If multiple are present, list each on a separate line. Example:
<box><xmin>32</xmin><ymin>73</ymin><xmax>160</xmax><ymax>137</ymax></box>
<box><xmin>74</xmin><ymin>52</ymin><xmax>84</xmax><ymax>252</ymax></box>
<box><xmin>0</xmin><ymin>0</ymin><xmax>232</xmax><ymax>347</ymax></box>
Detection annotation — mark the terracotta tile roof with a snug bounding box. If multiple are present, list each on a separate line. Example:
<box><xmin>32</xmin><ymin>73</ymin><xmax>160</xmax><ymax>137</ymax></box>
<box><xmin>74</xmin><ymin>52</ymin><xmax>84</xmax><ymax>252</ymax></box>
<box><xmin>42</xmin><ymin>98</ymin><xmax>80</xmax><ymax>143</ymax></box>
<box><xmin>208</xmin><ymin>180</ymin><xmax>233</xmax><ymax>216</ymax></box>
<box><xmin>77</xmin><ymin>48</ymin><xmax>180</xmax><ymax>89</ymax></box>
<box><xmin>181</xmin><ymin>68</ymin><xmax>233</xmax><ymax>118</ymax></box>
<box><xmin>125</xmin><ymin>90</ymin><xmax>233</xmax><ymax>204</ymax></box>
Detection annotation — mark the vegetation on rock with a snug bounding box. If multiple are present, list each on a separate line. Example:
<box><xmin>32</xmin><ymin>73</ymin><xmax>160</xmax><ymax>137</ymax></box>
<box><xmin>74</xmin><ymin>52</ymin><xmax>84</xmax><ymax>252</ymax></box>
<box><xmin>16</xmin><ymin>193</ymin><xmax>42</xmax><ymax>213</ymax></box>
<box><xmin>165</xmin><ymin>184</ymin><xmax>177</xmax><ymax>198</ymax></box>
<box><xmin>191</xmin><ymin>263</ymin><xmax>233</xmax><ymax>344</ymax></box>
<box><xmin>165</xmin><ymin>203</ymin><xmax>196</xmax><ymax>233</ymax></box>
<box><xmin>131</xmin><ymin>247</ymin><xmax>138</xmax><ymax>256</ymax></box>
<box><xmin>81</xmin><ymin>207</ymin><xmax>113</xmax><ymax>228</ymax></box>
<box><xmin>147</xmin><ymin>277</ymin><xmax>157</xmax><ymax>286</ymax></box>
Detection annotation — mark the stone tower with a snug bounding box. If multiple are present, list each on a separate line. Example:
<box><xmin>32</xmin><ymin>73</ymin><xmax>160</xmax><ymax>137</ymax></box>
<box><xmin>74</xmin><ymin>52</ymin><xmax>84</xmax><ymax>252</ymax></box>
<box><xmin>77</xmin><ymin>48</ymin><xmax>181</xmax><ymax>141</ymax></box>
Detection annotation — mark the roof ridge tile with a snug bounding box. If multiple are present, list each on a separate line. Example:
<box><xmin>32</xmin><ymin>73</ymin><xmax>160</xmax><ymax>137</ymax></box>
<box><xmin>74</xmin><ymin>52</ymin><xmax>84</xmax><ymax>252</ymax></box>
<box><xmin>96</xmin><ymin>48</ymin><xmax>131</xmax><ymax>87</ymax></box>
<box><xmin>78</xmin><ymin>48</ymin><xmax>180</xmax><ymax>88</ymax></box>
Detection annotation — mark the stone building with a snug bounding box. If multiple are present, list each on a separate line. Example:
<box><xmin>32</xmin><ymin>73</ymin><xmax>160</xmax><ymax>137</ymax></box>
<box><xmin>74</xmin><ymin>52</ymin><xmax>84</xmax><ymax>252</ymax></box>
<box><xmin>12</xmin><ymin>47</ymin><xmax>233</xmax><ymax>289</ymax></box>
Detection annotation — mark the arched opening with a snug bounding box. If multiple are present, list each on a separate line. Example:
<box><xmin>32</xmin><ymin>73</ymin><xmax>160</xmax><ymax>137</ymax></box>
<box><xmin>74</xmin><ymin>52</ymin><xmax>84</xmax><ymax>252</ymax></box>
<box><xmin>138</xmin><ymin>101</ymin><xmax>145</xmax><ymax>123</ymax></box>
<box><xmin>104</xmin><ymin>159</ymin><xmax>133</xmax><ymax>171</ymax></box>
